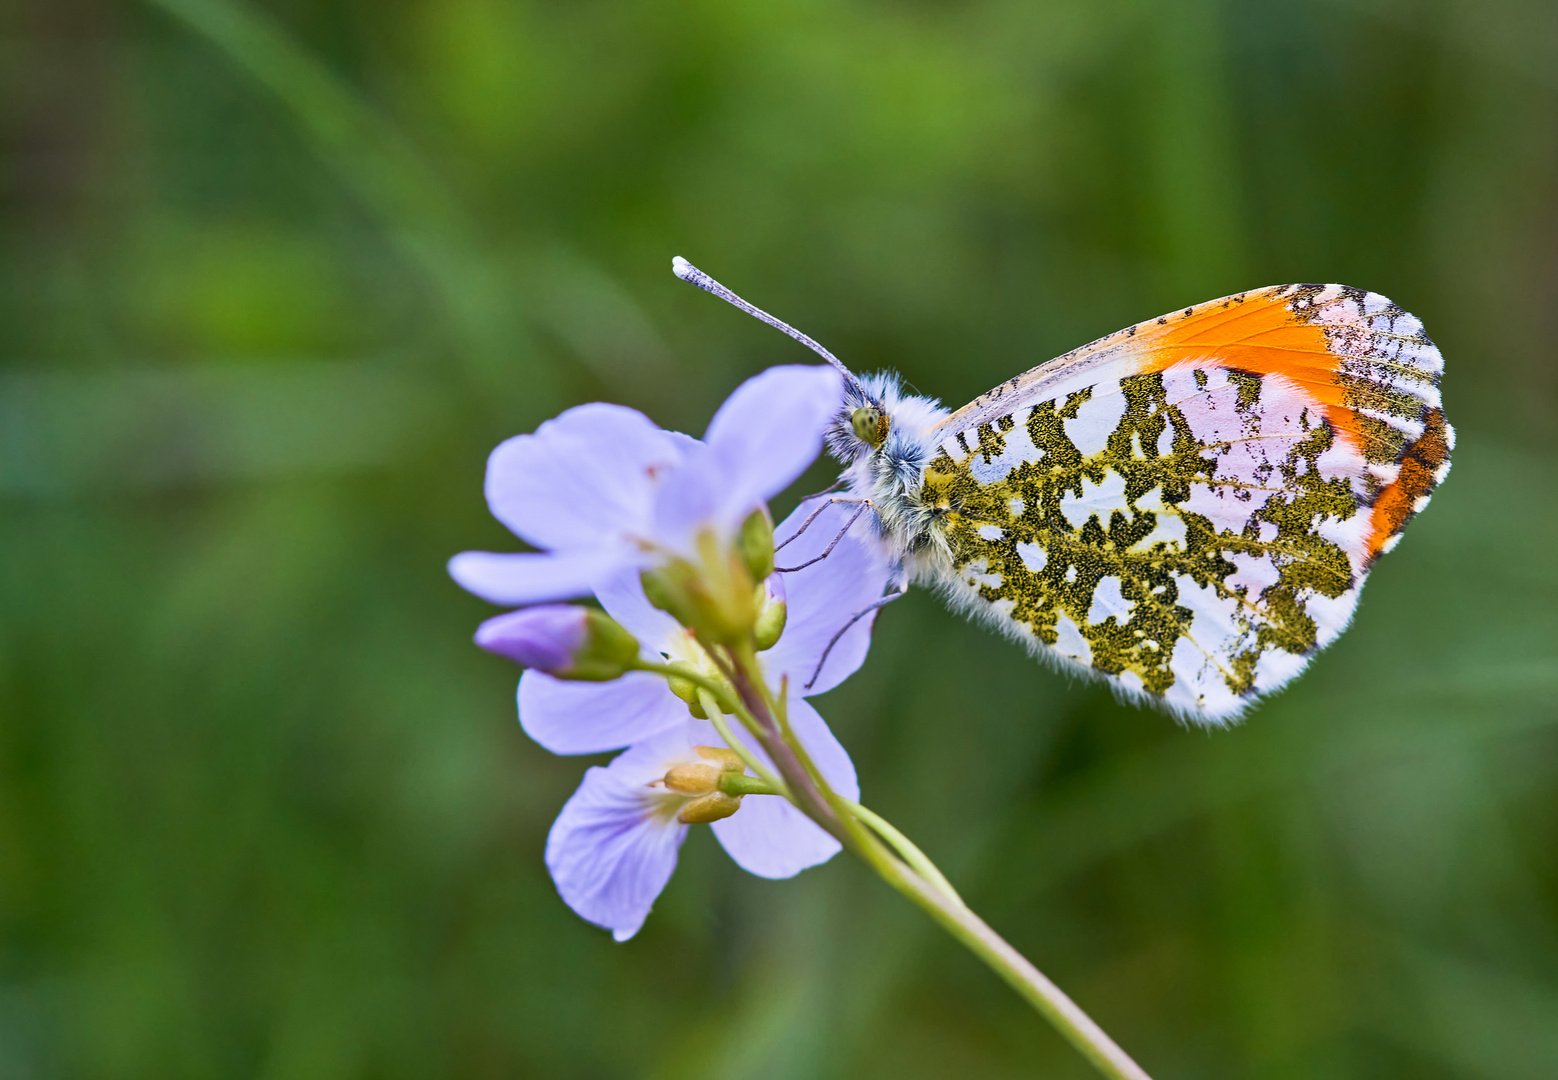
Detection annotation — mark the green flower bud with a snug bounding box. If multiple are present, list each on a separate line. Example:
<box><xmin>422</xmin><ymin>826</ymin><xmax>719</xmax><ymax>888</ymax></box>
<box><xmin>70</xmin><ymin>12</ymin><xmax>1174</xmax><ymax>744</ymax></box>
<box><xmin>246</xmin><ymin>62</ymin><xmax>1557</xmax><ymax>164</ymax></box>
<box><xmin>754</xmin><ymin>595</ymin><xmax>787</xmax><ymax>651</ymax></box>
<box><xmin>676</xmin><ymin>791</ymin><xmax>742</xmax><ymax>824</ymax></box>
<box><xmin>665</xmin><ymin>660</ymin><xmax>708</xmax><ymax>719</ymax></box>
<box><xmin>561</xmin><ymin>609</ymin><xmax>643</xmax><ymax>681</ymax></box>
<box><xmin>639</xmin><ymin>531</ymin><xmax>758</xmax><ymax>644</ymax></box>
<box><xmin>736</xmin><ymin>508</ymin><xmax>775</xmax><ymax>581</ymax></box>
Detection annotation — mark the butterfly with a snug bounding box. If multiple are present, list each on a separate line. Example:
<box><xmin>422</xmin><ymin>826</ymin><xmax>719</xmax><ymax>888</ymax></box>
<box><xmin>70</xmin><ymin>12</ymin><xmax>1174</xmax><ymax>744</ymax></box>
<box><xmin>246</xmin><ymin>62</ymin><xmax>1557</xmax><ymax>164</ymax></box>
<box><xmin>673</xmin><ymin>259</ymin><xmax>1452</xmax><ymax>725</ymax></box>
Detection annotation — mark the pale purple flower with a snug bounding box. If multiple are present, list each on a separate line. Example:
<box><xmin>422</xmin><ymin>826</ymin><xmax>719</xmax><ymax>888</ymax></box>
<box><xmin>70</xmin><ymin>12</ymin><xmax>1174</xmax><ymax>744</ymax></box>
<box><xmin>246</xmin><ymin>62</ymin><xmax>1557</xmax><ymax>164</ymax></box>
<box><xmin>448</xmin><ymin>365</ymin><xmax>842</xmax><ymax>605</ymax></box>
<box><xmin>532</xmin><ymin>500</ymin><xmax>889</xmax><ymax>938</ymax></box>
<box><xmin>449</xmin><ymin>366</ymin><xmax>888</xmax><ymax>941</ymax></box>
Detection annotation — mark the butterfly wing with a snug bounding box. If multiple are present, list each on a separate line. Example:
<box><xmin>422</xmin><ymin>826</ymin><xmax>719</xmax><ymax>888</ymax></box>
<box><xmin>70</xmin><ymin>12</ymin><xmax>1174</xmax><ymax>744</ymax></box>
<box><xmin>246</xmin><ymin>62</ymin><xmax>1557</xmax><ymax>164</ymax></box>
<box><xmin>922</xmin><ymin>284</ymin><xmax>1452</xmax><ymax>723</ymax></box>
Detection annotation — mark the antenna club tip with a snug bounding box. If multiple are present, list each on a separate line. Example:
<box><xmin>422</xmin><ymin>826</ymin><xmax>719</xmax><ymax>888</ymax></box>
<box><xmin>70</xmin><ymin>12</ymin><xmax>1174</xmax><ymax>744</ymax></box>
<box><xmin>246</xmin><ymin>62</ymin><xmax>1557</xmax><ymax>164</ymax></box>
<box><xmin>671</xmin><ymin>256</ymin><xmax>697</xmax><ymax>281</ymax></box>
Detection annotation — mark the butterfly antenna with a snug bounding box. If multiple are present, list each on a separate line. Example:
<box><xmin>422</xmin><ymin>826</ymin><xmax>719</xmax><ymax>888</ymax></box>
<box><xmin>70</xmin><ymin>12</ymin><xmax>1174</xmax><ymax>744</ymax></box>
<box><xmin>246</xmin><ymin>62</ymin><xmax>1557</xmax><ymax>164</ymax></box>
<box><xmin>672</xmin><ymin>257</ymin><xmax>865</xmax><ymax>394</ymax></box>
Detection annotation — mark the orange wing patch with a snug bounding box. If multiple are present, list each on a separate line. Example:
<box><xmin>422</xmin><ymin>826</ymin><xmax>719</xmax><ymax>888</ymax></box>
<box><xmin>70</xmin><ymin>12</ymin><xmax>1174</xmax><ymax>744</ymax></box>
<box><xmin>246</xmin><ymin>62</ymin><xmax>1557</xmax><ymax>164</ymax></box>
<box><xmin>1364</xmin><ymin>407</ymin><xmax>1453</xmax><ymax>561</ymax></box>
<box><xmin>1129</xmin><ymin>284</ymin><xmax>1445</xmax><ymax>472</ymax></box>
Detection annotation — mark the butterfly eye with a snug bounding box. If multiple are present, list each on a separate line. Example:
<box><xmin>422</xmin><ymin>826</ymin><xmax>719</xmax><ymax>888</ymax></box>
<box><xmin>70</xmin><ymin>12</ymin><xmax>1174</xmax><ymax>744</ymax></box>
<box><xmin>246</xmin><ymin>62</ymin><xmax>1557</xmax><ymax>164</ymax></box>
<box><xmin>850</xmin><ymin>406</ymin><xmax>889</xmax><ymax>447</ymax></box>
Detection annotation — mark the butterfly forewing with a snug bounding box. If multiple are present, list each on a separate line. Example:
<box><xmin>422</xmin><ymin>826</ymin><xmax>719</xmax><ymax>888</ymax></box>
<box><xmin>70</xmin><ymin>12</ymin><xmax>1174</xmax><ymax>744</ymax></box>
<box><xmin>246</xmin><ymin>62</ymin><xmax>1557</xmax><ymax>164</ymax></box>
<box><xmin>924</xmin><ymin>284</ymin><xmax>1452</xmax><ymax>722</ymax></box>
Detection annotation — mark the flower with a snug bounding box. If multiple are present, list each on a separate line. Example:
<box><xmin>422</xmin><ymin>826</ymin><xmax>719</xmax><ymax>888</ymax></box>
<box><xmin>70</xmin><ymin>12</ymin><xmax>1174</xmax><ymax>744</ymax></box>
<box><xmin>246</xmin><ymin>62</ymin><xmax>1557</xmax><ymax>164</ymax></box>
<box><xmin>529</xmin><ymin>499</ymin><xmax>890</xmax><ymax>938</ymax></box>
<box><xmin>447</xmin><ymin>365</ymin><xmax>842</xmax><ymax>606</ymax></box>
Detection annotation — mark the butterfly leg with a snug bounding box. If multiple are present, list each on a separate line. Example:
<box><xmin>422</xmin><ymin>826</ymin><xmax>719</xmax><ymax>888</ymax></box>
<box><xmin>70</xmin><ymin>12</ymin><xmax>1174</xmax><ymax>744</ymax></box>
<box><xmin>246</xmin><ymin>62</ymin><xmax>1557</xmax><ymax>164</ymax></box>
<box><xmin>775</xmin><ymin>500</ymin><xmax>872</xmax><ymax>571</ymax></box>
<box><xmin>805</xmin><ymin>589</ymin><xmax>905</xmax><ymax>690</ymax></box>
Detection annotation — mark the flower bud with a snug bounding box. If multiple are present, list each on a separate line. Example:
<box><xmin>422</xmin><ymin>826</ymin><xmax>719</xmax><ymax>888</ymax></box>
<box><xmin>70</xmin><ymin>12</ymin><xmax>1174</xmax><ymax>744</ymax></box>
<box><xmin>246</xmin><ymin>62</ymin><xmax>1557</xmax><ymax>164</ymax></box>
<box><xmin>658</xmin><ymin>746</ymin><xmax>749</xmax><ymax>823</ymax></box>
<box><xmin>754</xmin><ymin>573</ymin><xmax>787</xmax><ymax>651</ymax></box>
<box><xmin>676</xmin><ymin>791</ymin><xmax>742</xmax><ymax>824</ymax></box>
<box><xmin>736</xmin><ymin>508</ymin><xmax>775</xmax><ymax>582</ymax></box>
<box><xmin>662</xmin><ymin>763</ymin><xmax>722</xmax><ymax>795</ymax></box>
<box><xmin>640</xmin><ymin>531</ymin><xmax>758</xmax><ymax>644</ymax></box>
<box><xmin>474</xmin><ymin>606</ymin><xmax>639</xmax><ymax>681</ymax></box>
<box><xmin>664</xmin><ymin>660</ymin><xmax>708</xmax><ymax>719</ymax></box>
<box><xmin>693</xmin><ymin>745</ymin><xmax>745</xmax><ymax>771</ymax></box>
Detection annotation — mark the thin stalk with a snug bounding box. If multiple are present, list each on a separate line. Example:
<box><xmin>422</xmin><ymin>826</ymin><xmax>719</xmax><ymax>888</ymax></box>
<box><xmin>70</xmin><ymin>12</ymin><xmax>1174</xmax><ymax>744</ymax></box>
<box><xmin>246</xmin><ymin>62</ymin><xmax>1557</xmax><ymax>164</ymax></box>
<box><xmin>719</xmin><ymin>648</ymin><xmax>846</xmax><ymax>840</ymax></box>
<box><xmin>699</xmin><ymin>690</ymin><xmax>789</xmax><ymax>796</ymax></box>
<box><xmin>850</xmin><ymin>826</ymin><xmax>1154</xmax><ymax>1080</ymax></box>
<box><xmin>638</xmin><ymin>646</ymin><xmax>1154</xmax><ymax>1078</ymax></box>
<box><xmin>838</xmin><ymin>798</ymin><xmax>963</xmax><ymax>906</ymax></box>
<box><xmin>725</xmin><ymin>648</ymin><xmax>1155</xmax><ymax>1080</ymax></box>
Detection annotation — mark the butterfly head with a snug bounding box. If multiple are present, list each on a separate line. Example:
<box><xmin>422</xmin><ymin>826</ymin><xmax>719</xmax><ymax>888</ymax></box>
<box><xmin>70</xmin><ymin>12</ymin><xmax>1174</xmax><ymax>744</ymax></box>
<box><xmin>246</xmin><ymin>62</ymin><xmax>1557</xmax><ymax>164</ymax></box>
<box><xmin>827</xmin><ymin>371</ymin><xmax>949</xmax><ymax>494</ymax></box>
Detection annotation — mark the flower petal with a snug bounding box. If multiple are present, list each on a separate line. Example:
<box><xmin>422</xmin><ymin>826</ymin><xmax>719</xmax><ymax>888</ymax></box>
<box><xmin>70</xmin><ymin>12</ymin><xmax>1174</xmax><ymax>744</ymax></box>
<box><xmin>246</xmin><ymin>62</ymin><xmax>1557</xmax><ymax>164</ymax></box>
<box><xmin>519</xmin><ymin>670</ymin><xmax>688</xmax><ymax>755</ymax></box>
<box><xmin>647</xmin><ymin>442</ymin><xmax>724</xmax><ymax>557</ymax></box>
<box><xmin>702</xmin><ymin>365</ymin><xmax>843</xmax><ymax>531</ymax></box>
<box><xmin>711</xmin><ymin>698</ymin><xmax>856</xmax><ymax>878</ymax></box>
<box><xmin>485</xmin><ymin>403</ymin><xmax>688</xmax><ymax>551</ymax></box>
<box><xmin>710</xmin><ymin>789</ymin><xmax>839</xmax><ymax>880</ymax></box>
<box><xmin>448</xmin><ymin>549</ymin><xmax>617</xmax><ymax>605</ymax></box>
<box><xmin>764</xmin><ymin>501</ymin><xmax>892</xmax><ymax>695</ymax></box>
<box><xmin>545</xmin><ymin>760</ymin><xmax>686</xmax><ymax>942</ymax></box>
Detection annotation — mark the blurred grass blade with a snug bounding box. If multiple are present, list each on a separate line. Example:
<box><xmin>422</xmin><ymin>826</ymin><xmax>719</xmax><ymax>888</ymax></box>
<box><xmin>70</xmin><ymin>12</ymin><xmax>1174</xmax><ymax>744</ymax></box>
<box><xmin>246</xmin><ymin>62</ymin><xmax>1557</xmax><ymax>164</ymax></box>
<box><xmin>141</xmin><ymin>0</ymin><xmax>550</xmax><ymax>404</ymax></box>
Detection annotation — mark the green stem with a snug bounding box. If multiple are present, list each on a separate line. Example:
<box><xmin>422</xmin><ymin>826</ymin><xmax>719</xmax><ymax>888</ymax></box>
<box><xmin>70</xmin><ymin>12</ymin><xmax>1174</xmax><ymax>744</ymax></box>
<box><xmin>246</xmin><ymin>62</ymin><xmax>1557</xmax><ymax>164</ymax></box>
<box><xmin>837</xmin><ymin>798</ymin><xmax>963</xmax><ymax>907</ymax></box>
<box><xmin>723</xmin><ymin>652</ymin><xmax>1155</xmax><ymax>1080</ymax></box>
<box><xmin>638</xmin><ymin>651</ymin><xmax>1153</xmax><ymax>1078</ymax></box>
<box><xmin>719</xmin><ymin>772</ymin><xmax>779</xmax><ymax>797</ymax></box>
<box><xmin>848</xmin><ymin>824</ymin><xmax>1153</xmax><ymax>1080</ymax></box>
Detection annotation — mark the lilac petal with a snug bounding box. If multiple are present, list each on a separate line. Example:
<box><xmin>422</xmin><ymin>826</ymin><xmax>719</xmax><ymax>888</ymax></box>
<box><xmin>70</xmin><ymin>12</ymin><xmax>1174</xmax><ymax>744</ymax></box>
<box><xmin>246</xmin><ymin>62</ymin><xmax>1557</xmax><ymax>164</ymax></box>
<box><xmin>545</xmin><ymin>762</ymin><xmax>686</xmax><ymax>942</ymax></box>
<box><xmin>648</xmin><ymin>442</ymin><xmax>725</xmax><ymax>557</ymax></box>
<box><xmin>519</xmin><ymin>669</ymin><xmax>689</xmax><ymax>755</ymax></box>
<box><xmin>485</xmin><ymin>403</ymin><xmax>688</xmax><ymax>551</ymax></box>
<box><xmin>703</xmin><ymin>366</ymin><xmax>843</xmax><ymax>530</ymax></box>
<box><xmin>711</xmin><ymin>698</ymin><xmax>856</xmax><ymax>878</ymax></box>
<box><xmin>710</xmin><ymin>788</ymin><xmax>840</xmax><ymax>879</ymax></box>
<box><xmin>765</xmin><ymin>502</ymin><xmax>891</xmax><ymax>695</ymax></box>
<box><xmin>448</xmin><ymin>549</ymin><xmax>617</xmax><ymax>605</ymax></box>
<box><xmin>475</xmin><ymin>605</ymin><xmax>587</xmax><ymax>670</ymax></box>
<box><xmin>593</xmin><ymin>566</ymin><xmax>684</xmax><ymax>650</ymax></box>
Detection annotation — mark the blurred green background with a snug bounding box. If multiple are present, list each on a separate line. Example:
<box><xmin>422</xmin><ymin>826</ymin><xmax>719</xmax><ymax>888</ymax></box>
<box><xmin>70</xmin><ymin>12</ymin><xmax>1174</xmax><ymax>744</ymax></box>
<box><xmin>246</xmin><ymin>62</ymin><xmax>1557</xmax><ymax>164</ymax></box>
<box><xmin>3</xmin><ymin>0</ymin><xmax>1556</xmax><ymax>1076</ymax></box>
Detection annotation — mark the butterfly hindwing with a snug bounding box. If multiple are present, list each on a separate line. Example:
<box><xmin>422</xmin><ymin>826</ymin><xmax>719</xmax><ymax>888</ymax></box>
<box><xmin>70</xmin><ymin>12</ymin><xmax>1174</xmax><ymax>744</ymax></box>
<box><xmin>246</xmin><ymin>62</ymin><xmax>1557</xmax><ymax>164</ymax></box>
<box><xmin>921</xmin><ymin>285</ymin><xmax>1452</xmax><ymax>722</ymax></box>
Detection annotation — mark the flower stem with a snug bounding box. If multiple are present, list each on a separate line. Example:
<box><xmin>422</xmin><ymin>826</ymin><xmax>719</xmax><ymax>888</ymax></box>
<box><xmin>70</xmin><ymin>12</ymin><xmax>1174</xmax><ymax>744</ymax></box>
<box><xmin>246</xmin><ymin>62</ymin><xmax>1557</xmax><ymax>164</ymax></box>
<box><xmin>637</xmin><ymin>655</ymin><xmax>1154</xmax><ymax>1079</ymax></box>
<box><xmin>721</xmin><ymin>653</ymin><xmax>1155</xmax><ymax>1080</ymax></box>
<box><xmin>847</xmin><ymin>827</ymin><xmax>1154</xmax><ymax>1080</ymax></box>
<box><xmin>836</xmin><ymin>798</ymin><xmax>963</xmax><ymax>907</ymax></box>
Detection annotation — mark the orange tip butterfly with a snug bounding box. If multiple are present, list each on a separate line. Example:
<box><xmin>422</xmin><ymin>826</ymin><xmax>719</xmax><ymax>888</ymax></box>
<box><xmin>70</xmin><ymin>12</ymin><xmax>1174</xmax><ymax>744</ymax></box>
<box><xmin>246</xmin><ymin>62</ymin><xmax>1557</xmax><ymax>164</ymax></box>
<box><xmin>673</xmin><ymin>257</ymin><xmax>1452</xmax><ymax>725</ymax></box>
